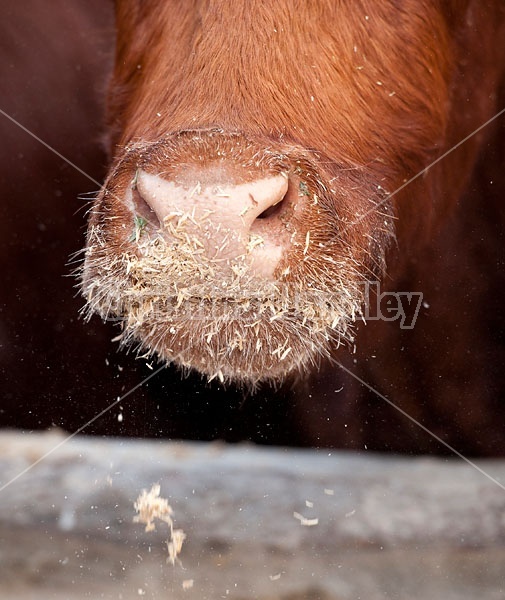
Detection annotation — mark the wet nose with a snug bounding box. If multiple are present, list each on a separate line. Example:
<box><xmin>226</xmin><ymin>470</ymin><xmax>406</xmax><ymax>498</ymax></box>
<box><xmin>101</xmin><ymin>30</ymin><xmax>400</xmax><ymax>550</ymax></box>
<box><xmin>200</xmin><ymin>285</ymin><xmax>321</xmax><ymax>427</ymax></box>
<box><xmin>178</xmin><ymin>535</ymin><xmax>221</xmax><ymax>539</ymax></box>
<box><xmin>133</xmin><ymin>170</ymin><xmax>291</xmax><ymax>278</ymax></box>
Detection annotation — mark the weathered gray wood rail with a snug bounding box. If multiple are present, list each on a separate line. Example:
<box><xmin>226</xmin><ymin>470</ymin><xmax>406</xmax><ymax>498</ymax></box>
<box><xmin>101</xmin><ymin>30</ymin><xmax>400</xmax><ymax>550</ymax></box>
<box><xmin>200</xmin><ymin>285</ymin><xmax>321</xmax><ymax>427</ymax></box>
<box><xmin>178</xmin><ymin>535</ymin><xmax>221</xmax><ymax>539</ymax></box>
<box><xmin>0</xmin><ymin>430</ymin><xmax>504</xmax><ymax>599</ymax></box>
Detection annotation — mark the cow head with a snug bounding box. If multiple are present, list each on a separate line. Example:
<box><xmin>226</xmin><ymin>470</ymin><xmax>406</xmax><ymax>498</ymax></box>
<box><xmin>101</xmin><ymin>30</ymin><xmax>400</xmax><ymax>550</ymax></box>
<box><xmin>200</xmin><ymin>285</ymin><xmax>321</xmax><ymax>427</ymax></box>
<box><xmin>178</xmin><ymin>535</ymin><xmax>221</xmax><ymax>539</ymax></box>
<box><xmin>82</xmin><ymin>1</ymin><xmax>457</xmax><ymax>385</ymax></box>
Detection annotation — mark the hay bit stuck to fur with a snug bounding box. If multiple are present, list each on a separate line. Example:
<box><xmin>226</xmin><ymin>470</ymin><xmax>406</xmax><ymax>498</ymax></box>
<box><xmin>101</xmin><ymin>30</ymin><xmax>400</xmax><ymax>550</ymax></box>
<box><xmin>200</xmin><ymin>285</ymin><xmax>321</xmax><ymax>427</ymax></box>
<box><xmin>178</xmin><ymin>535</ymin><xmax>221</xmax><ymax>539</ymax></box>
<box><xmin>133</xmin><ymin>484</ymin><xmax>186</xmax><ymax>565</ymax></box>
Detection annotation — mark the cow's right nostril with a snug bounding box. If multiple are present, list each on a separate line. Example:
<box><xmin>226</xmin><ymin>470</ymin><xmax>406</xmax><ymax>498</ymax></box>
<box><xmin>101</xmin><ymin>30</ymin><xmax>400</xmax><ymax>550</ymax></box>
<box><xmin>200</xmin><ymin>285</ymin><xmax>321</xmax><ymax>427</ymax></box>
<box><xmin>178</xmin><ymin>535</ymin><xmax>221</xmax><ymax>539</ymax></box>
<box><xmin>131</xmin><ymin>188</ymin><xmax>160</xmax><ymax>227</ymax></box>
<box><xmin>256</xmin><ymin>193</ymin><xmax>286</xmax><ymax>220</ymax></box>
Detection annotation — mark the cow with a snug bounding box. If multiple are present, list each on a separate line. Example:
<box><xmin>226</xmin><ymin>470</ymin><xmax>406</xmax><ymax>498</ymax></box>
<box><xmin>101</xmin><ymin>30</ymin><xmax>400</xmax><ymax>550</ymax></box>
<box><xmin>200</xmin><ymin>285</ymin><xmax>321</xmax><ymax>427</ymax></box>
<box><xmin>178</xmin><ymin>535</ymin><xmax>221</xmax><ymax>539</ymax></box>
<box><xmin>79</xmin><ymin>1</ymin><xmax>505</xmax><ymax>455</ymax></box>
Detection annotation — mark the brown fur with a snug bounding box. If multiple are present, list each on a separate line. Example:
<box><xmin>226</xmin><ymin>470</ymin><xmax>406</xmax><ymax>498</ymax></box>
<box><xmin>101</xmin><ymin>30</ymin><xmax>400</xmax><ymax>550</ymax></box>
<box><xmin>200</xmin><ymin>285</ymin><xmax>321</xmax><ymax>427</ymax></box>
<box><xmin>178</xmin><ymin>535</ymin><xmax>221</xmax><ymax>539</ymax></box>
<box><xmin>110</xmin><ymin>1</ymin><xmax>451</xmax><ymax>177</ymax></box>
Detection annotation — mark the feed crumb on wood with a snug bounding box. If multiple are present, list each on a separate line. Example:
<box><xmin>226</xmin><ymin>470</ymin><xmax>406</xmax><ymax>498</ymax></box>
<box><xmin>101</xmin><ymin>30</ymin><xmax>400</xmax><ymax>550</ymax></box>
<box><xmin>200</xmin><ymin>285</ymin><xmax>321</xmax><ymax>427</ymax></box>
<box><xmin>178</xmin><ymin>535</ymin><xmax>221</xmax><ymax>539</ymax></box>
<box><xmin>134</xmin><ymin>484</ymin><xmax>186</xmax><ymax>565</ymax></box>
<box><xmin>293</xmin><ymin>511</ymin><xmax>319</xmax><ymax>526</ymax></box>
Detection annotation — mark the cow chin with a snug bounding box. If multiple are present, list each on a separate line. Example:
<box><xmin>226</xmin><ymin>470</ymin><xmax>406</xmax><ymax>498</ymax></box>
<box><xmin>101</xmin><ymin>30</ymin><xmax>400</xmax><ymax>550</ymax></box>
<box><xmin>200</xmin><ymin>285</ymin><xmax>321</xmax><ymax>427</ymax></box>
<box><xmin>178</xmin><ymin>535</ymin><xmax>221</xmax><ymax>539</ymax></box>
<box><xmin>81</xmin><ymin>131</ymin><xmax>393</xmax><ymax>385</ymax></box>
<box><xmin>82</xmin><ymin>241</ymin><xmax>363</xmax><ymax>385</ymax></box>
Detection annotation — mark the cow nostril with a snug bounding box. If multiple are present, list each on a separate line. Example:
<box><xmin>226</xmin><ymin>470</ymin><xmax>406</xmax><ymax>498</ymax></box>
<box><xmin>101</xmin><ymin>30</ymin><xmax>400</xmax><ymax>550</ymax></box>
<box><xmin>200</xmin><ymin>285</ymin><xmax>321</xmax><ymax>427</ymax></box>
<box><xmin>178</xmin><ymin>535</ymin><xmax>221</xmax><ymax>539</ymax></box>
<box><xmin>255</xmin><ymin>178</ymin><xmax>295</xmax><ymax>221</ymax></box>
<box><xmin>256</xmin><ymin>194</ymin><xmax>286</xmax><ymax>219</ymax></box>
<box><xmin>132</xmin><ymin>188</ymin><xmax>160</xmax><ymax>228</ymax></box>
<box><xmin>256</xmin><ymin>179</ymin><xmax>298</xmax><ymax>225</ymax></box>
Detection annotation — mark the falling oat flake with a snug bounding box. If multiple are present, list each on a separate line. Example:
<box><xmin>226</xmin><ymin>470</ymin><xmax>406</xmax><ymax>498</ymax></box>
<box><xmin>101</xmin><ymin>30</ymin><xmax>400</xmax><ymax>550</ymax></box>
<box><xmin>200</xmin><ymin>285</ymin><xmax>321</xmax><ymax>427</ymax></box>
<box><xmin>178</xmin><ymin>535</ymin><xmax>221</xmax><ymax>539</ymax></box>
<box><xmin>134</xmin><ymin>484</ymin><xmax>186</xmax><ymax>565</ymax></box>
